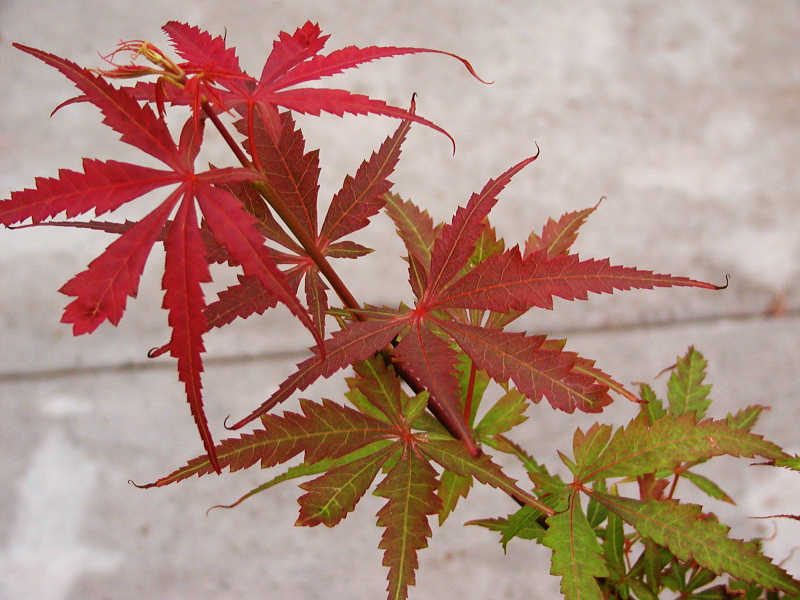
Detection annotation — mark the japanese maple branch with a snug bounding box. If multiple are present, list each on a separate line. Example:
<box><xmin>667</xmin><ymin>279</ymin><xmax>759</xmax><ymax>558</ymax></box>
<box><xmin>203</xmin><ymin>102</ymin><xmax>479</xmax><ymax>455</ymax></box>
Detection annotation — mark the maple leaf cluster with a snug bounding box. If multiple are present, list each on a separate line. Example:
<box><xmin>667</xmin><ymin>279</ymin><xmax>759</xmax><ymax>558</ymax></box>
<box><xmin>8</xmin><ymin>21</ymin><xmax>794</xmax><ymax>600</ymax></box>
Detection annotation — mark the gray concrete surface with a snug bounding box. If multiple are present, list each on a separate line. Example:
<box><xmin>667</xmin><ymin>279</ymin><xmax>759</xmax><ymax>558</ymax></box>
<box><xmin>1</xmin><ymin>1</ymin><xmax>798</xmax><ymax>599</ymax></box>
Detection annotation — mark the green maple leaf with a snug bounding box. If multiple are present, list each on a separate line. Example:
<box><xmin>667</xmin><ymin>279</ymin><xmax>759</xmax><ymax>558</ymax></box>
<box><xmin>589</xmin><ymin>493</ymin><xmax>800</xmax><ymax>595</ymax></box>
<box><xmin>466</xmin><ymin>505</ymin><xmax>546</xmax><ymax>551</ymax></box>
<box><xmin>574</xmin><ymin>413</ymin><xmax>788</xmax><ymax>483</ymax></box>
<box><xmin>667</xmin><ymin>346</ymin><xmax>712</xmax><ymax>418</ymax></box>
<box><xmin>542</xmin><ymin>493</ymin><xmax>609</xmax><ymax>600</ymax></box>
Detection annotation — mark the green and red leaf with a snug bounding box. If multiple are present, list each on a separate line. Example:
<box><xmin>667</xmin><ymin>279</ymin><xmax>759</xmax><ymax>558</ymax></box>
<box><xmin>439</xmin><ymin>321</ymin><xmax>612</xmax><ymax>413</ymax></box>
<box><xmin>424</xmin><ymin>154</ymin><xmax>538</xmax><ymax>301</ymax></box>
<box><xmin>297</xmin><ymin>444</ymin><xmax>396</xmax><ymax>527</ymax></box>
<box><xmin>542</xmin><ymin>494</ymin><xmax>609</xmax><ymax>600</ymax></box>
<box><xmin>393</xmin><ymin>322</ymin><xmax>477</xmax><ymax>452</ymax></box>
<box><xmin>374</xmin><ymin>449</ymin><xmax>441</xmax><ymax>600</ymax></box>
<box><xmin>524</xmin><ymin>200</ymin><xmax>600</xmax><ymax>258</ymax></box>
<box><xmin>140</xmin><ymin>398</ymin><xmax>392</xmax><ymax>487</ymax></box>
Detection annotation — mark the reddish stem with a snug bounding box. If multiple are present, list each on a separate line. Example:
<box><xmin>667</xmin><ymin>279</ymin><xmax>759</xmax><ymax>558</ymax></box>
<box><xmin>464</xmin><ymin>360</ymin><xmax>477</xmax><ymax>422</ymax></box>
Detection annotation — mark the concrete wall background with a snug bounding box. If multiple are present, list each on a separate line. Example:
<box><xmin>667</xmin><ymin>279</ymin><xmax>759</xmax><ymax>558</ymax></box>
<box><xmin>1</xmin><ymin>1</ymin><xmax>798</xmax><ymax>598</ymax></box>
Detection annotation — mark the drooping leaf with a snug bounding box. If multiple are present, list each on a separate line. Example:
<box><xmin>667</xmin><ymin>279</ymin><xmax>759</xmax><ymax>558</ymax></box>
<box><xmin>466</xmin><ymin>504</ymin><xmax>546</xmax><ymax>551</ymax></box>
<box><xmin>161</xmin><ymin>194</ymin><xmax>215</xmax><ymax>471</ymax></box>
<box><xmin>297</xmin><ymin>444</ymin><xmax>395</xmax><ymax>527</ymax></box>
<box><xmin>436</xmin><ymin>247</ymin><xmax>722</xmax><ymax>313</ymax></box>
<box><xmin>58</xmin><ymin>193</ymin><xmax>178</xmax><ymax>334</ymax></box>
<box><xmin>590</xmin><ymin>493</ymin><xmax>800</xmax><ymax>595</ymax></box>
<box><xmin>576</xmin><ymin>413</ymin><xmax>788</xmax><ymax>483</ymax></box>
<box><xmin>139</xmin><ymin>398</ymin><xmax>393</xmax><ymax>487</ymax></box>
<box><xmin>667</xmin><ymin>347</ymin><xmax>712</xmax><ymax>418</ymax></box>
<box><xmin>439</xmin><ymin>321</ymin><xmax>612</xmax><ymax>413</ymax></box>
<box><xmin>228</xmin><ymin>315</ymin><xmax>408</xmax><ymax>429</ymax></box>
<box><xmin>374</xmin><ymin>449</ymin><xmax>441</xmax><ymax>600</ymax></box>
<box><xmin>542</xmin><ymin>495</ymin><xmax>609</xmax><ymax>600</ymax></box>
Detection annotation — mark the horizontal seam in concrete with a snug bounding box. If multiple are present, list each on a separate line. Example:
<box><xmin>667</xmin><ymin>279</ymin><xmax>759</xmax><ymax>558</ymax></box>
<box><xmin>1</xmin><ymin>309</ymin><xmax>797</xmax><ymax>383</ymax></box>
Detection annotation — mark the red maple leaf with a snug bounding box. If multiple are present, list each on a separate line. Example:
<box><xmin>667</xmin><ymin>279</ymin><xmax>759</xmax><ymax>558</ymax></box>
<box><xmin>118</xmin><ymin>21</ymin><xmax>486</xmax><ymax>158</ymax></box>
<box><xmin>2</xmin><ymin>44</ymin><xmax>324</xmax><ymax>473</ymax></box>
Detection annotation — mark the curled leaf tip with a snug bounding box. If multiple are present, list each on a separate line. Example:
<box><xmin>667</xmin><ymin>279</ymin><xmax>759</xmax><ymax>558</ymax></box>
<box><xmin>128</xmin><ymin>478</ymin><xmax>155</xmax><ymax>489</ymax></box>
<box><xmin>50</xmin><ymin>95</ymin><xmax>86</xmax><ymax>117</ymax></box>
<box><xmin>147</xmin><ymin>344</ymin><xmax>169</xmax><ymax>358</ymax></box>
<box><xmin>715</xmin><ymin>273</ymin><xmax>731</xmax><ymax>290</ymax></box>
<box><xmin>225</xmin><ymin>413</ymin><xmax>253</xmax><ymax>430</ymax></box>
<box><xmin>206</xmin><ymin>497</ymin><xmax>245</xmax><ymax>515</ymax></box>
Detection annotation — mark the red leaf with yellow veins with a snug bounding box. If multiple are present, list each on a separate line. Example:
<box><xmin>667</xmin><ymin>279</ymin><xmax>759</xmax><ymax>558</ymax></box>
<box><xmin>384</xmin><ymin>193</ymin><xmax>438</xmax><ymax>299</ymax></box>
<box><xmin>320</xmin><ymin>110</ymin><xmax>413</xmax><ymax>244</ymax></box>
<box><xmin>439</xmin><ymin>321</ymin><xmax>612</xmax><ymax>414</ymax></box>
<box><xmin>524</xmin><ymin>200</ymin><xmax>601</xmax><ymax>258</ymax></box>
<box><xmin>424</xmin><ymin>154</ymin><xmax>538</xmax><ymax>300</ymax></box>
<box><xmin>435</xmin><ymin>247</ymin><xmax>721</xmax><ymax>313</ymax></box>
